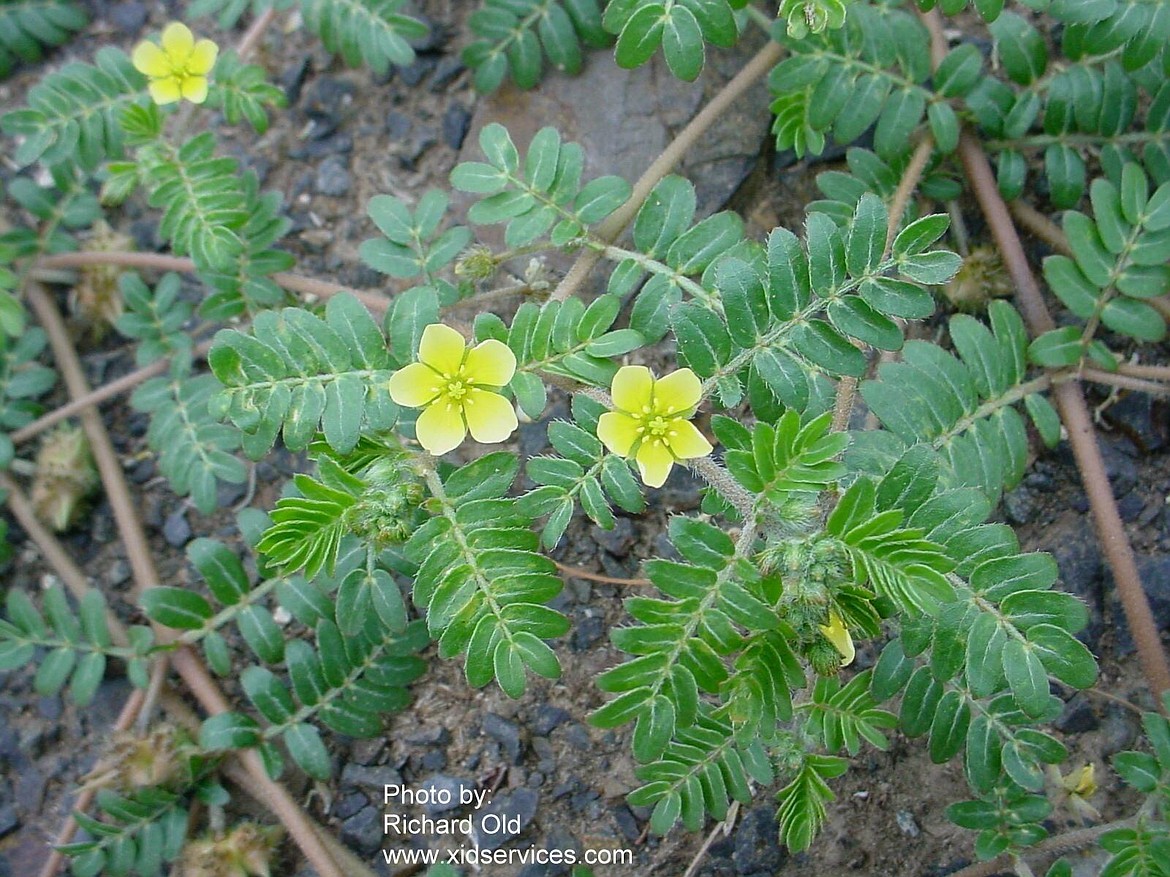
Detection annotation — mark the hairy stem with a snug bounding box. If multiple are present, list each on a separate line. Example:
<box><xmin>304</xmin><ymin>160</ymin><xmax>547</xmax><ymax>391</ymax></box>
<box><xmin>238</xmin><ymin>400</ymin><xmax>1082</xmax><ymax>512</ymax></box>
<box><xmin>944</xmin><ymin>818</ymin><xmax>1136</xmax><ymax>877</ymax></box>
<box><xmin>551</xmin><ymin>38</ymin><xmax>784</xmax><ymax>303</ymax></box>
<box><xmin>25</xmin><ymin>283</ymin><xmax>346</xmax><ymax>877</ymax></box>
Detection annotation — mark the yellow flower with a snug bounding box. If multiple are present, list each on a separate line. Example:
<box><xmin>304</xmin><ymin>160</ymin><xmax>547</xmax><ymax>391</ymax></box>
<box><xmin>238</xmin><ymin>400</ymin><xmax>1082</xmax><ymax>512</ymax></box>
<box><xmin>132</xmin><ymin>23</ymin><xmax>218</xmax><ymax>105</ymax></box>
<box><xmin>597</xmin><ymin>366</ymin><xmax>712</xmax><ymax>488</ymax></box>
<box><xmin>818</xmin><ymin>611</ymin><xmax>855</xmax><ymax>666</ymax></box>
<box><xmin>389</xmin><ymin>323</ymin><xmax>518</xmax><ymax>455</ymax></box>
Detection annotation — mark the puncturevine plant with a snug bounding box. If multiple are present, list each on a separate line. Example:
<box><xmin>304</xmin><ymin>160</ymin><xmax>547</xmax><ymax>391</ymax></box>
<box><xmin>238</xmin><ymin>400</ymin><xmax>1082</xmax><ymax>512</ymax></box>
<box><xmin>2</xmin><ymin>1</ymin><xmax>1170</xmax><ymax>876</ymax></box>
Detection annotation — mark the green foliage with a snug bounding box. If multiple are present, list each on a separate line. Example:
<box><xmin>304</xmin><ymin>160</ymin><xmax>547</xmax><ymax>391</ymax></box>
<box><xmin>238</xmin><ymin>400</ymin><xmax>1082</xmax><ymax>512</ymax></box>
<box><xmin>770</xmin><ymin>2</ymin><xmax>933</xmax><ymax>159</ymax></box>
<box><xmin>0</xmin><ymin>584</ymin><xmax>154</xmax><ymax>703</ymax></box>
<box><xmin>1103</xmin><ymin>695</ymin><xmax>1170</xmax><ymax>875</ymax></box>
<box><xmin>0</xmin><ymin>47</ymin><xmax>142</xmax><ymax>169</ymax></box>
<box><xmin>0</xmin><ymin>327</ymin><xmax>56</xmax><ymax>467</ymax></box>
<box><xmin>947</xmin><ymin>786</ymin><xmax>1051</xmax><ymax>860</ymax></box>
<box><xmin>604</xmin><ymin>0</ymin><xmax>742</xmax><ymax>81</ymax></box>
<box><xmin>1032</xmin><ymin>162</ymin><xmax>1170</xmax><ymax>368</ymax></box>
<box><xmin>115</xmin><ymin>272</ymin><xmax>193</xmax><ymax>367</ymax></box>
<box><xmin>774</xmin><ymin>753</ymin><xmax>847</xmax><ymax>852</ymax></box>
<box><xmin>57</xmin><ymin>787</ymin><xmax>189</xmax><ymax>877</ymax></box>
<box><xmin>0</xmin><ymin>0</ymin><xmax>87</xmax><ymax>78</ymax></box>
<box><xmin>361</xmin><ymin>190</ymin><xmax>472</xmax><ymax>282</ymax></box>
<box><xmin>188</xmin><ymin>0</ymin><xmax>297</xmax><ymax>29</ymax></box>
<box><xmin>3</xmin><ymin>165</ymin><xmax>100</xmax><ymax>256</ymax></box>
<box><xmin>859</xmin><ymin>301</ymin><xmax>1048</xmax><ymax>503</ymax></box>
<box><xmin>464</xmin><ymin>0</ymin><xmax>610</xmax><ymax>92</ymax></box>
<box><xmin>407</xmin><ymin>453</ymin><xmax>569</xmax><ymax>697</ymax></box>
<box><xmin>452</xmin><ymin>123</ymin><xmax>631</xmax><ymax>247</ymax></box>
<box><xmin>301</xmin><ymin>0</ymin><xmax>428</xmax><ymax>75</ymax></box>
<box><xmin>205</xmin><ymin>50</ymin><xmax>287</xmax><ymax>134</ymax></box>
<box><xmin>208</xmin><ymin>293</ymin><xmax>400</xmax><ymax>458</ymax></box>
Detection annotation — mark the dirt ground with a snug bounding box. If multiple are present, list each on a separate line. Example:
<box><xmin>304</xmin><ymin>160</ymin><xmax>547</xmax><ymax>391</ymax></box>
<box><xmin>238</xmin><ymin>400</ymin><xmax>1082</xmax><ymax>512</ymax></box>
<box><xmin>1</xmin><ymin>3</ymin><xmax>1168</xmax><ymax>877</ymax></box>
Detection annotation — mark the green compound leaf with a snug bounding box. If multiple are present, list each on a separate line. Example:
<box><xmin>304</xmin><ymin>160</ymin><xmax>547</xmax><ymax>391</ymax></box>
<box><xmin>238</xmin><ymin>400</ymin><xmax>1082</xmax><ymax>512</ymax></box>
<box><xmin>0</xmin><ymin>0</ymin><xmax>87</xmax><ymax>79</ymax></box>
<box><xmin>300</xmin><ymin>0</ymin><xmax>428</xmax><ymax>75</ymax></box>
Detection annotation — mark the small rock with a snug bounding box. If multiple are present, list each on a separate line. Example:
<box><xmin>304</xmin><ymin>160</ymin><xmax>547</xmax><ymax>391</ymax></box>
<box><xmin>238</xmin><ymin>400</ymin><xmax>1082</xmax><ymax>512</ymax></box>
<box><xmin>1002</xmin><ymin>487</ymin><xmax>1034</xmax><ymax>525</ymax></box>
<box><xmin>432</xmin><ymin>57</ymin><xmax>466</xmax><ymax>91</ymax></box>
<box><xmin>290</xmin><ymin>132</ymin><xmax>354</xmax><ymax>161</ymax></box>
<box><xmin>108</xmin><ymin>2</ymin><xmax>147</xmax><ymax>34</ymax></box>
<box><xmin>1099</xmin><ymin>708</ymin><xmax>1140</xmax><ymax>756</ymax></box>
<box><xmin>162</xmin><ymin>508</ymin><xmax>191</xmax><ymax>548</ymax></box>
<box><xmin>407</xmin><ymin>15</ymin><xmax>443</xmax><ymax>52</ymax></box>
<box><xmin>129</xmin><ymin>458</ymin><xmax>155</xmax><ymax>483</ymax></box>
<box><xmin>896</xmin><ymin>810</ymin><xmax>920</xmax><ymax>838</ymax></box>
<box><xmin>404</xmin><ymin>726</ymin><xmax>450</xmax><ymax>746</ymax></box>
<box><xmin>420</xmin><ymin>750</ymin><xmax>447</xmax><ymax>771</ymax></box>
<box><xmin>1102</xmin><ymin>393</ymin><xmax>1168</xmax><ymax>453</ymax></box>
<box><xmin>304</xmin><ymin>77</ymin><xmax>355</xmax><ymax>115</ymax></box>
<box><xmin>442</xmin><ymin>104</ymin><xmax>472</xmax><ymax>150</ymax></box>
<box><xmin>472</xmin><ymin>789</ymin><xmax>539</xmax><ymax>851</ymax></box>
<box><xmin>0</xmin><ymin>804</ymin><xmax>18</xmax><ymax>839</ymax></box>
<box><xmin>331</xmin><ymin>791</ymin><xmax>368</xmax><ymax>820</ymax></box>
<box><xmin>280</xmin><ymin>58</ymin><xmax>312</xmax><ymax>105</ymax></box>
<box><xmin>611</xmin><ymin>805</ymin><xmax>640</xmax><ymax>843</ymax></box>
<box><xmin>533</xmin><ymin>706</ymin><xmax>571</xmax><ymax>737</ymax></box>
<box><xmin>732</xmin><ymin>806</ymin><xmax>786</xmax><ymax>875</ymax></box>
<box><xmin>36</xmin><ymin>696</ymin><xmax>62</xmax><ymax>721</ymax></box>
<box><xmin>1055</xmin><ymin>695</ymin><xmax>1100</xmax><ymax>735</ymax></box>
<box><xmin>216</xmin><ymin>479</ymin><xmax>247</xmax><ymax>508</ymax></box>
<box><xmin>315</xmin><ymin>157</ymin><xmax>352</xmax><ymax>197</ymax></box>
<box><xmin>340</xmin><ymin>806</ymin><xmax>384</xmax><ymax>854</ymax></box>
<box><xmin>340</xmin><ymin>763</ymin><xmax>403</xmax><ymax>793</ymax></box>
<box><xmin>386</xmin><ymin>110</ymin><xmax>412</xmax><ymax>140</ymax></box>
<box><xmin>482</xmin><ymin>713</ymin><xmax>523</xmax><ymax>762</ymax></box>
<box><xmin>572</xmin><ymin>612</ymin><xmax>605</xmax><ymax>650</ymax></box>
<box><xmin>562</xmin><ymin>724</ymin><xmax>591</xmax><ymax>750</ymax></box>
<box><xmin>349</xmin><ymin>738</ymin><xmax>385</xmax><ymax>765</ymax></box>
<box><xmin>398</xmin><ymin>56</ymin><xmax>436</xmax><ymax>88</ymax></box>
<box><xmin>1046</xmin><ymin>516</ymin><xmax>1104</xmax><ymax>649</ymax></box>
<box><xmin>1118</xmin><ymin>492</ymin><xmax>1145</xmax><ymax>522</ymax></box>
<box><xmin>105</xmin><ymin>559</ymin><xmax>131</xmax><ymax>587</ymax></box>
<box><xmin>417</xmin><ymin>775</ymin><xmax>473</xmax><ymax>814</ymax></box>
<box><xmin>1099</xmin><ymin>439</ymin><xmax>1137</xmax><ymax>497</ymax></box>
<box><xmin>592</xmin><ymin>517</ymin><xmax>635</xmax><ymax>557</ymax></box>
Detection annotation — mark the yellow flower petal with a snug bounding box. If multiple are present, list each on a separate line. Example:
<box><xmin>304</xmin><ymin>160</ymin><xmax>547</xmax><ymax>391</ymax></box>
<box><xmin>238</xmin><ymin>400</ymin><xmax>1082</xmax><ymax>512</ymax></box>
<box><xmin>161</xmin><ymin>22</ymin><xmax>195</xmax><ymax>62</ymax></box>
<box><xmin>389</xmin><ymin>362</ymin><xmax>442</xmax><ymax>408</ymax></box>
<box><xmin>611</xmin><ymin>365</ymin><xmax>654</xmax><ymax>413</ymax></box>
<box><xmin>131</xmin><ymin>41</ymin><xmax>170</xmax><ymax>77</ymax></box>
<box><xmin>189</xmin><ymin>39</ymin><xmax>219</xmax><ymax>75</ymax></box>
<box><xmin>819</xmin><ymin>612</ymin><xmax>855</xmax><ymax>666</ymax></box>
<box><xmin>414</xmin><ymin>400</ymin><xmax>466</xmax><ymax>455</ymax></box>
<box><xmin>180</xmin><ymin>75</ymin><xmax>209</xmax><ymax>104</ymax></box>
<box><xmin>664</xmin><ymin>418</ymin><xmax>712</xmax><ymax>460</ymax></box>
<box><xmin>463</xmin><ymin>389</ymin><xmax>518</xmax><ymax>444</ymax></box>
<box><xmin>635</xmin><ymin>439</ymin><xmax>674</xmax><ymax>488</ymax></box>
<box><xmin>653</xmin><ymin>368</ymin><xmax>702</xmax><ymax>415</ymax></box>
<box><xmin>418</xmin><ymin>323</ymin><xmax>466</xmax><ymax>377</ymax></box>
<box><xmin>464</xmin><ymin>339</ymin><xmax>516</xmax><ymax>387</ymax></box>
<box><xmin>597</xmin><ymin>411</ymin><xmax>641</xmax><ymax>457</ymax></box>
<box><xmin>148</xmin><ymin>78</ymin><xmax>182</xmax><ymax>105</ymax></box>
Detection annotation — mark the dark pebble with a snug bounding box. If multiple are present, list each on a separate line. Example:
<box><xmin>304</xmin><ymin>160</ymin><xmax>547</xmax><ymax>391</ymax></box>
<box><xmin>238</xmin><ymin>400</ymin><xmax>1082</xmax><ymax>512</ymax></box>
<box><xmin>407</xmin><ymin>16</ymin><xmax>443</xmax><ymax>52</ymax></box>
<box><xmin>0</xmin><ymin>804</ymin><xmax>17</xmax><ymax>839</ymax></box>
<box><xmin>340</xmin><ymin>763</ymin><xmax>403</xmax><ymax>793</ymax></box>
<box><xmin>571</xmin><ymin>612</ymin><xmax>605</xmax><ymax>650</ymax></box>
<box><xmin>162</xmin><ymin>508</ymin><xmax>191</xmax><ymax>548</ymax></box>
<box><xmin>386</xmin><ymin>110</ymin><xmax>413</xmax><ymax>140</ymax></box>
<box><xmin>732</xmin><ymin>806</ymin><xmax>787</xmax><ymax>875</ymax></box>
<box><xmin>532</xmin><ymin>706</ymin><xmax>571</xmax><ymax>737</ymax></box>
<box><xmin>349</xmin><ymin>738</ymin><xmax>385</xmax><ymax>765</ymax></box>
<box><xmin>1002</xmin><ymin>487</ymin><xmax>1033</xmax><ymax>525</ymax></box>
<box><xmin>1054</xmin><ymin>695</ymin><xmax>1099</xmax><ymax>734</ymax></box>
<box><xmin>108</xmin><ymin>2</ymin><xmax>147</xmax><ymax>33</ymax></box>
<box><xmin>432</xmin><ymin>57</ymin><xmax>465</xmax><ymax>91</ymax></box>
<box><xmin>129</xmin><ymin>219</ymin><xmax>163</xmax><ymax>252</ymax></box>
<box><xmin>315</xmin><ymin>156</ymin><xmax>352</xmax><ymax>197</ymax></box>
<box><xmin>1049</xmin><ymin>519</ymin><xmax>1104</xmax><ymax>648</ymax></box>
<box><xmin>1099</xmin><ymin>439</ymin><xmax>1137</xmax><ymax>497</ymax></box>
<box><xmin>611</xmin><ymin>805</ymin><xmax>640</xmax><ymax>843</ymax></box>
<box><xmin>216</xmin><ymin>479</ymin><xmax>247</xmax><ymax>509</ymax></box>
<box><xmin>304</xmin><ymin>76</ymin><xmax>355</xmax><ymax>115</ymax></box>
<box><xmin>130</xmin><ymin>458</ymin><xmax>155</xmax><ymax>483</ymax></box>
<box><xmin>417</xmin><ymin>775</ymin><xmax>473</xmax><ymax>814</ymax></box>
<box><xmin>420</xmin><ymin>749</ymin><xmax>447</xmax><ymax>771</ymax></box>
<box><xmin>340</xmin><ymin>806</ymin><xmax>384</xmax><ymax>854</ymax></box>
<box><xmin>398</xmin><ymin>56</ymin><xmax>436</xmax><ymax>88</ymax></box>
<box><xmin>482</xmin><ymin>713</ymin><xmax>523</xmax><ymax>762</ymax></box>
<box><xmin>1117</xmin><ymin>492</ymin><xmax>1145</xmax><ymax>522</ymax></box>
<box><xmin>1099</xmin><ymin>707</ymin><xmax>1140</xmax><ymax>755</ymax></box>
<box><xmin>568</xmin><ymin>788</ymin><xmax>599</xmax><ymax>814</ymax></box>
<box><xmin>591</xmin><ymin>517</ymin><xmax>635</xmax><ymax>556</ymax></box>
<box><xmin>441</xmin><ymin>103</ymin><xmax>472</xmax><ymax>150</ymax></box>
<box><xmin>404</xmin><ymin>725</ymin><xmax>449</xmax><ymax>746</ymax></box>
<box><xmin>1111</xmin><ymin>553</ymin><xmax>1170</xmax><ymax>653</ymax></box>
<box><xmin>290</xmin><ymin>133</ymin><xmax>353</xmax><ymax>161</ymax></box>
<box><xmin>562</xmin><ymin>724</ymin><xmax>591</xmax><ymax>750</ymax></box>
<box><xmin>36</xmin><ymin>696</ymin><xmax>62</xmax><ymax>721</ymax></box>
<box><xmin>400</xmin><ymin>127</ymin><xmax>437</xmax><ymax>167</ymax></box>
<box><xmin>331</xmin><ymin>791</ymin><xmax>368</xmax><ymax>820</ymax></box>
<box><xmin>280</xmin><ymin>58</ymin><xmax>312</xmax><ymax>105</ymax></box>
<box><xmin>1102</xmin><ymin>393</ymin><xmax>1168</xmax><ymax>453</ymax></box>
<box><xmin>471</xmin><ymin>789</ymin><xmax>539</xmax><ymax>851</ymax></box>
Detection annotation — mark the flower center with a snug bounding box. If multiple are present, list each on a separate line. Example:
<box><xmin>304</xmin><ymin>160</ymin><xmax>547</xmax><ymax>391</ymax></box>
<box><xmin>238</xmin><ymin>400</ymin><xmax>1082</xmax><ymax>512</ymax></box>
<box><xmin>646</xmin><ymin>415</ymin><xmax>669</xmax><ymax>437</ymax></box>
<box><xmin>444</xmin><ymin>377</ymin><xmax>469</xmax><ymax>401</ymax></box>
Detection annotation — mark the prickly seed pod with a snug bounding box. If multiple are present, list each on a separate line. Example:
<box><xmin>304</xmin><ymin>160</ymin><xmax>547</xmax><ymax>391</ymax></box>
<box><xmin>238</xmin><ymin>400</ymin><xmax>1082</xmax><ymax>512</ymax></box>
<box><xmin>81</xmin><ymin>723</ymin><xmax>192</xmax><ymax>793</ymax></box>
<box><xmin>454</xmin><ymin>244</ymin><xmax>498</xmax><ymax>281</ymax></box>
<box><xmin>181</xmin><ymin>823</ymin><xmax>282</xmax><ymax>877</ymax></box>
<box><xmin>941</xmin><ymin>246</ymin><xmax>1014</xmax><ymax>311</ymax></box>
<box><xmin>807</xmin><ymin>636</ymin><xmax>846</xmax><ymax>677</ymax></box>
<box><xmin>30</xmin><ymin>425</ymin><xmax>99</xmax><ymax>532</ymax></box>
<box><xmin>69</xmin><ymin>222</ymin><xmax>133</xmax><ymax>339</ymax></box>
<box><xmin>347</xmin><ymin>455</ymin><xmax>426</xmax><ymax>547</ymax></box>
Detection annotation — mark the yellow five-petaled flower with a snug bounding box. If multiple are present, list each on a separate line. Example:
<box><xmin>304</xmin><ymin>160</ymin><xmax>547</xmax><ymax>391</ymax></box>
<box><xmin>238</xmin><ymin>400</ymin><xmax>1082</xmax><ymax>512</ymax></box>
<box><xmin>389</xmin><ymin>323</ymin><xmax>519</xmax><ymax>456</ymax></box>
<box><xmin>132</xmin><ymin>23</ymin><xmax>219</xmax><ymax>105</ymax></box>
<box><xmin>819</xmin><ymin>611</ymin><xmax>855</xmax><ymax>667</ymax></box>
<box><xmin>597</xmin><ymin>366</ymin><xmax>713</xmax><ymax>489</ymax></box>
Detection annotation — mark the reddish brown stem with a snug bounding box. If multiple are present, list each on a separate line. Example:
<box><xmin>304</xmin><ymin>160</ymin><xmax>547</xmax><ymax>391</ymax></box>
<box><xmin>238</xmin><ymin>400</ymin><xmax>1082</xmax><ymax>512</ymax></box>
<box><xmin>36</xmin><ymin>251</ymin><xmax>390</xmax><ymax>315</ymax></box>
<box><xmin>554</xmin><ymin>560</ymin><xmax>650</xmax><ymax>586</ymax></box>
<box><xmin>25</xmin><ymin>283</ymin><xmax>346</xmax><ymax>877</ymax></box>
<box><xmin>914</xmin><ymin>3</ymin><xmax>1170</xmax><ymax>701</ymax></box>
